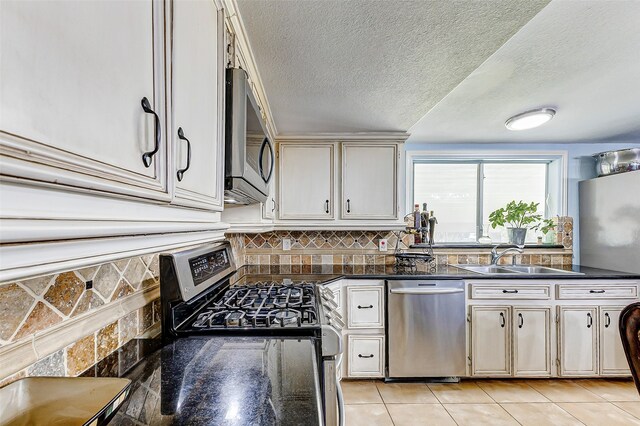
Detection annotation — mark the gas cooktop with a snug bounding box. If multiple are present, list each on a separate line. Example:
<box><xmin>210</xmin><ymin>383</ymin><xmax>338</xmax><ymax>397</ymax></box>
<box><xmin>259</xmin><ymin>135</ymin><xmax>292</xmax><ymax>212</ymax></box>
<box><xmin>189</xmin><ymin>282</ymin><xmax>319</xmax><ymax>330</ymax></box>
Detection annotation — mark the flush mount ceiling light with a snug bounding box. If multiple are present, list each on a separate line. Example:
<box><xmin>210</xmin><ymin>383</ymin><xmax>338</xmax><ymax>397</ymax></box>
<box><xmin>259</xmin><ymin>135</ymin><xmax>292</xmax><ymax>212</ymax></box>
<box><xmin>505</xmin><ymin>108</ymin><xmax>556</xmax><ymax>131</ymax></box>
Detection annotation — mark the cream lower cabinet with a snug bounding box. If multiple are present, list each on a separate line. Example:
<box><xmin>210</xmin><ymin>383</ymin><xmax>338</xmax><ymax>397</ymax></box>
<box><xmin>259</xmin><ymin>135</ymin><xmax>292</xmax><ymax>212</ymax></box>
<box><xmin>600</xmin><ymin>307</ymin><xmax>630</xmax><ymax>376</ymax></box>
<box><xmin>558</xmin><ymin>306</ymin><xmax>598</xmax><ymax>376</ymax></box>
<box><xmin>471</xmin><ymin>306</ymin><xmax>551</xmax><ymax>377</ymax></box>
<box><xmin>347</xmin><ymin>286</ymin><xmax>384</xmax><ymax>329</ymax></box>
<box><xmin>471</xmin><ymin>306</ymin><xmax>511</xmax><ymax>376</ymax></box>
<box><xmin>558</xmin><ymin>305</ymin><xmax>630</xmax><ymax>377</ymax></box>
<box><xmin>513</xmin><ymin>307</ymin><xmax>552</xmax><ymax>376</ymax></box>
<box><xmin>347</xmin><ymin>335</ymin><xmax>385</xmax><ymax>378</ymax></box>
<box><xmin>328</xmin><ymin>280</ymin><xmax>385</xmax><ymax>379</ymax></box>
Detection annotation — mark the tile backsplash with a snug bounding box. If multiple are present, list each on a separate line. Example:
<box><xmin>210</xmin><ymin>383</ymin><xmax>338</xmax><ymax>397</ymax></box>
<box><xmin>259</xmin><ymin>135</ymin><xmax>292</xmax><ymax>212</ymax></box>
<box><xmin>228</xmin><ymin>230</ymin><xmax>574</xmax><ymax>268</ymax></box>
<box><xmin>0</xmin><ymin>253</ymin><xmax>161</xmax><ymax>385</ymax></box>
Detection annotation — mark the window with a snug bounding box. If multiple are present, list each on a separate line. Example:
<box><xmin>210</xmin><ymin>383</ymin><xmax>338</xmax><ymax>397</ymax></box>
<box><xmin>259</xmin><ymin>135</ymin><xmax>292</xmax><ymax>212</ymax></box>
<box><xmin>411</xmin><ymin>153</ymin><xmax>565</xmax><ymax>243</ymax></box>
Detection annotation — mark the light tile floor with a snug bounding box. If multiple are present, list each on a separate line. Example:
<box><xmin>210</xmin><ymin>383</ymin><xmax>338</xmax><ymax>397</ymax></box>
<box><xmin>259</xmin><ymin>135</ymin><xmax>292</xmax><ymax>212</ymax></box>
<box><xmin>342</xmin><ymin>379</ymin><xmax>640</xmax><ymax>425</ymax></box>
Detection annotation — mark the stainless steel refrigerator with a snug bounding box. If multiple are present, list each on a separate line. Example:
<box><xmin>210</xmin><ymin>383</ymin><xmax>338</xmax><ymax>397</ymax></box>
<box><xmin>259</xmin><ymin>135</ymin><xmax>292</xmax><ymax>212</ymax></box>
<box><xmin>579</xmin><ymin>171</ymin><xmax>640</xmax><ymax>273</ymax></box>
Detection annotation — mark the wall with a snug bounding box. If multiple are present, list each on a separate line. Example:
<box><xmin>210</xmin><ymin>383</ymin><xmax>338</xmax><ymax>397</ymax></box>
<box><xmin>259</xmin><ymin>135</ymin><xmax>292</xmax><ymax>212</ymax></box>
<box><xmin>0</xmin><ymin>253</ymin><xmax>161</xmax><ymax>386</ymax></box>
<box><xmin>404</xmin><ymin>141</ymin><xmax>633</xmax><ymax>262</ymax></box>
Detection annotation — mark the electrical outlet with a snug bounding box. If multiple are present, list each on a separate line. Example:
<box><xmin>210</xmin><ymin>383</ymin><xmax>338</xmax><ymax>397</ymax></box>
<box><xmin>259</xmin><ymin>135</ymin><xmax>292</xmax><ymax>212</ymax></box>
<box><xmin>378</xmin><ymin>239</ymin><xmax>388</xmax><ymax>252</ymax></box>
<box><xmin>282</xmin><ymin>238</ymin><xmax>291</xmax><ymax>251</ymax></box>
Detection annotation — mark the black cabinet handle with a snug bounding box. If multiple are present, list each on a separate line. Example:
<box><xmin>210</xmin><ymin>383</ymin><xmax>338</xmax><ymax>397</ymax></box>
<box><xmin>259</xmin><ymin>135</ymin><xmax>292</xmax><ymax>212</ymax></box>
<box><xmin>358</xmin><ymin>354</ymin><xmax>374</xmax><ymax>358</ymax></box>
<box><xmin>176</xmin><ymin>127</ymin><xmax>191</xmax><ymax>182</ymax></box>
<box><xmin>499</xmin><ymin>312</ymin><xmax>505</xmax><ymax>328</ymax></box>
<box><xmin>141</xmin><ymin>97</ymin><xmax>161</xmax><ymax>168</ymax></box>
<box><xmin>346</xmin><ymin>199</ymin><xmax>351</xmax><ymax>213</ymax></box>
<box><xmin>357</xmin><ymin>305</ymin><xmax>373</xmax><ymax>309</ymax></box>
<box><xmin>605</xmin><ymin>312</ymin><xmax>611</xmax><ymax>328</ymax></box>
<box><xmin>587</xmin><ymin>312</ymin><xmax>593</xmax><ymax>328</ymax></box>
<box><xmin>589</xmin><ymin>289</ymin><xmax>605</xmax><ymax>294</ymax></box>
<box><xmin>271</xmin><ymin>199</ymin><xmax>276</xmax><ymax>213</ymax></box>
<box><xmin>518</xmin><ymin>313</ymin><xmax>524</xmax><ymax>329</ymax></box>
<box><xmin>325</xmin><ymin>199</ymin><xmax>330</xmax><ymax>214</ymax></box>
<box><xmin>502</xmin><ymin>289</ymin><xmax>519</xmax><ymax>294</ymax></box>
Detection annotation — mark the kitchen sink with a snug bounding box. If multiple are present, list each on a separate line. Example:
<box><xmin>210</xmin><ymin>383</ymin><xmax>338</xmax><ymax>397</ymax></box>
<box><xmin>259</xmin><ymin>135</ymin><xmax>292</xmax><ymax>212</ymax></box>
<box><xmin>453</xmin><ymin>264</ymin><xmax>585</xmax><ymax>276</ymax></box>
<box><xmin>452</xmin><ymin>265</ymin><xmax>521</xmax><ymax>274</ymax></box>
<box><xmin>503</xmin><ymin>265</ymin><xmax>584</xmax><ymax>275</ymax></box>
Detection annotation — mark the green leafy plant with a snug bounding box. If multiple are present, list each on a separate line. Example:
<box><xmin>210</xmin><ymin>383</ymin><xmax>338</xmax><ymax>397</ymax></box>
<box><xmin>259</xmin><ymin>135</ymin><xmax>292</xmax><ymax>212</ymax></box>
<box><xmin>488</xmin><ymin>201</ymin><xmax>555</xmax><ymax>233</ymax></box>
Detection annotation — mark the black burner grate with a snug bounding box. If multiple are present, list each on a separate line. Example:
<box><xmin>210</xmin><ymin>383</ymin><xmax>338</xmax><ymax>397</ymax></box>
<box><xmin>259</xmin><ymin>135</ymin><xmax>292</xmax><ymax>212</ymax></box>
<box><xmin>190</xmin><ymin>282</ymin><xmax>318</xmax><ymax>329</ymax></box>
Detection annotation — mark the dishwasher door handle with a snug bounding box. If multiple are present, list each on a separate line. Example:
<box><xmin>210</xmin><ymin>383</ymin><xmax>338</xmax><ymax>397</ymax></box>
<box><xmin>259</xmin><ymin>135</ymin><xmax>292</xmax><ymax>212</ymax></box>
<box><xmin>389</xmin><ymin>288</ymin><xmax>464</xmax><ymax>295</ymax></box>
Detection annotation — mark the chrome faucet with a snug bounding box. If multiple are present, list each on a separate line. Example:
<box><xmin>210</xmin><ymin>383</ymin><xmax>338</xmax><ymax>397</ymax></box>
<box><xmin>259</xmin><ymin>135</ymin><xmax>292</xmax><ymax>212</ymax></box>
<box><xmin>491</xmin><ymin>244</ymin><xmax>524</xmax><ymax>265</ymax></box>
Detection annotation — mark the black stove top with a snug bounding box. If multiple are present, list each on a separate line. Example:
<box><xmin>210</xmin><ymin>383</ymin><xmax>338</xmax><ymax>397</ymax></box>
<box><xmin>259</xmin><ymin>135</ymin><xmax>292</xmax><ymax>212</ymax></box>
<box><xmin>187</xmin><ymin>282</ymin><xmax>319</xmax><ymax>331</ymax></box>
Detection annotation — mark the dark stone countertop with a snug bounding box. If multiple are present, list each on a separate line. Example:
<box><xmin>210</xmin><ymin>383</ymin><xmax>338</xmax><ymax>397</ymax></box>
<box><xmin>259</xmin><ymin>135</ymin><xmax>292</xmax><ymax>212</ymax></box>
<box><xmin>233</xmin><ymin>264</ymin><xmax>640</xmax><ymax>283</ymax></box>
<box><xmin>83</xmin><ymin>337</ymin><xmax>322</xmax><ymax>426</ymax></box>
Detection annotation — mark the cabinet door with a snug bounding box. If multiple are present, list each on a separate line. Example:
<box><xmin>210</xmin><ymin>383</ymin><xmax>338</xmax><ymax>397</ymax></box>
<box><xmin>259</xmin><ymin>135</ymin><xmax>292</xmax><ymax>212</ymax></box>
<box><xmin>278</xmin><ymin>144</ymin><xmax>334</xmax><ymax>219</ymax></box>
<box><xmin>262</xmin><ymin>176</ymin><xmax>277</xmax><ymax>220</ymax></box>
<box><xmin>559</xmin><ymin>306</ymin><xmax>598</xmax><ymax>376</ymax></box>
<box><xmin>341</xmin><ymin>144</ymin><xmax>397</xmax><ymax>219</ymax></box>
<box><xmin>0</xmin><ymin>0</ymin><xmax>168</xmax><ymax>199</ymax></box>
<box><xmin>600</xmin><ymin>307</ymin><xmax>631</xmax><ymax>376</ymax></box>
<box><xmin>513</xmin><ymin>307</ymin><xmax>552</xmax><ymax>377</ymax></box>
<box><xmin>471</xmin><ymin>306</ymin><xmax>511</xmax><ymax>376</ymax></box>
<box><xmin>171</xmin><ymin>0</ymin><xmax>225</xmax><ymax>210</ymax></box>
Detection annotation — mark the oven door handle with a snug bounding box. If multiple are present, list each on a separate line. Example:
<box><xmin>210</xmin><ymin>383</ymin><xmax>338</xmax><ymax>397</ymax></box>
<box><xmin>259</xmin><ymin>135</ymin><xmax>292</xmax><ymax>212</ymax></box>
<box><xmin>390</xmin><ymin>288</ymin><xmax>463</xmax><ymax>295</ymax></box>
<box><xmin>336</xmin><ymin>377</ymin><xmax>345</xmax><ymax>426</ymax></box>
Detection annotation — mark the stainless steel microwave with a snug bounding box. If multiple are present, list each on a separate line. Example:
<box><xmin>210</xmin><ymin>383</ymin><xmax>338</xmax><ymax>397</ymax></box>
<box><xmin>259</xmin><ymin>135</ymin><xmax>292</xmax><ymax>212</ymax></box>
<box><xmin>224</xmin><ymin>68</ymin><xmax>274</xmax><ymax>205</ymax></box>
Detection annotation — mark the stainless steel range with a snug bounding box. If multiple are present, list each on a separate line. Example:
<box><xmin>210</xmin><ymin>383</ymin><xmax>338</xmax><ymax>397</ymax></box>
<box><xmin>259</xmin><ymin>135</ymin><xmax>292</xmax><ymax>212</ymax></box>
<box><xmin>160</xmin><ymin>242</ymin><xmax>344</xmax><ymax>426</ymax></box>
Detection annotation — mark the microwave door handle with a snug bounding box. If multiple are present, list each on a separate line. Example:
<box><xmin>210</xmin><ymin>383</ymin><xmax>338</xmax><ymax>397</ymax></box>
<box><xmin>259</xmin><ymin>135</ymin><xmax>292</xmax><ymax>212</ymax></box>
<box><xmin>258</xmin><ymin>137</ymin><xmax>274</xmax><ymax>183</ymax></box>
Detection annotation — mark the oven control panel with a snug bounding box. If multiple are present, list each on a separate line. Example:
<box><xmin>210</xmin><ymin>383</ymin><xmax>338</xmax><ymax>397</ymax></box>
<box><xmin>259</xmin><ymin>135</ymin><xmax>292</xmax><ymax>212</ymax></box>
<box><xmin>163</xmin><ymin>242</ymin><xmax>236</xmax><ymax>303</ymax></box>
<box><xmin>189</xmin><ymin>249</ymin><xmax>231</xmax><ymax>286</ymax></box>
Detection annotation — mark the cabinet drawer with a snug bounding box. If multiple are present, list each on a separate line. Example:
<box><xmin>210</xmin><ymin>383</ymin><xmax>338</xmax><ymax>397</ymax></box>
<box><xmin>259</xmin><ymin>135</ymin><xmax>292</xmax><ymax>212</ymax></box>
<box><xmin>347</xmin><ymin>286</ymin><xmax>384</xmax><ymax>328</ymax></box>
<box><xmin>470</xmin><ymin>284</ymin><xmax>551</xmax><ymax>300</ymax></box>
<box><xmin>557</xmin><ymin>284</ymin><xmax>639</xmax><ymax>300</ymax></box>
<box><xmin>348</xmin><ymin>335</ymin><xmax>384</xmax><ymax>377</ymax></box>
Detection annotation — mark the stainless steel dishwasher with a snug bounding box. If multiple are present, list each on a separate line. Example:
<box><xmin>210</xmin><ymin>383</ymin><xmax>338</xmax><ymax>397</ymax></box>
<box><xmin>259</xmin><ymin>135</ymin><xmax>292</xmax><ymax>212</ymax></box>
<box><xmin>387</xmin><ymin>280</ymin><xmax>466</xmax><ymax>378</ymax></box>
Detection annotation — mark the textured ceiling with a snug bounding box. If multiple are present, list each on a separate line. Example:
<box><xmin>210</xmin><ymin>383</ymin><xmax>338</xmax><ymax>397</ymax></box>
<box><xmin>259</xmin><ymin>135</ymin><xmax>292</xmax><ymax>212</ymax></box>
<box><xmin>408</xmin><ymin>0</ymin><xmax>640</xmax><ymax>144</ymax></box>
<box><xmin>236</xmin><ymin>0</ymin><xmax>550</xmax><ymax>135</ymax></box>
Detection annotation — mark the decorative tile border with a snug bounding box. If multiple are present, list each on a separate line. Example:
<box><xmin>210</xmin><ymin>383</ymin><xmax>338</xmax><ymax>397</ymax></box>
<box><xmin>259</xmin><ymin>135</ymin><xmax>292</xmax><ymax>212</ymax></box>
<box><xmin>242</xmin><ymin>231</ymin><xmax>411</xmax><ymax>251</ymax></box>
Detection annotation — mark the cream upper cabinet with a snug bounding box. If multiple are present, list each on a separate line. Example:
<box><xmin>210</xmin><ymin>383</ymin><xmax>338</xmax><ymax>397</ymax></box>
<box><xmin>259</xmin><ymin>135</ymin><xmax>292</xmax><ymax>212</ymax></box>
<box><xmin>471</xmin><ymin>306</ymin><xmax>511</xmax><ymax>376</ymax></box>
<box><xmin>559</xmin><ymin>306</ymin><xmax>598</xmax><ymax>376</ymax></box>
<box><xmin>262</xmin><ymin>170</ymin><xmax>277</xmax><ymax>220</ymax></box>
<box><xmin>170</xmin><ymin>0</ymin><xmax>225</xmax><ymax>210</ymax></box>
<box><xmin>600</xmin><ymin>307</ymin><xmax>630</xmax><ymax>376</ymax></box>
<box><xmin>278</xmin><ymin>143</ymin><xmax>335</xmax><ymax>219</ymax></box>
<box><xmin>513</xmin><ymin>307</ymin><xmax>552</xmax><ymax>376</ymax></box>
<box><xmin>341</xmin><ymin>143</ymin><xmax>397</xmax><ymax>219</ymax></box>
<box><xmin>0</xmin><ymin>0</ymin><xmax>168</xmax><ymax>200</ymax></box>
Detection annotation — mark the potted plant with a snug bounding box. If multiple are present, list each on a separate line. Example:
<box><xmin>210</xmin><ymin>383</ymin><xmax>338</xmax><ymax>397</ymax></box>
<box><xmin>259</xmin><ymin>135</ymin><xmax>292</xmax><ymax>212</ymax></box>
<box><xmin>488</xmin><ymin>201</ymin><xmax>555</xmax><ymax>245</ymax></box>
